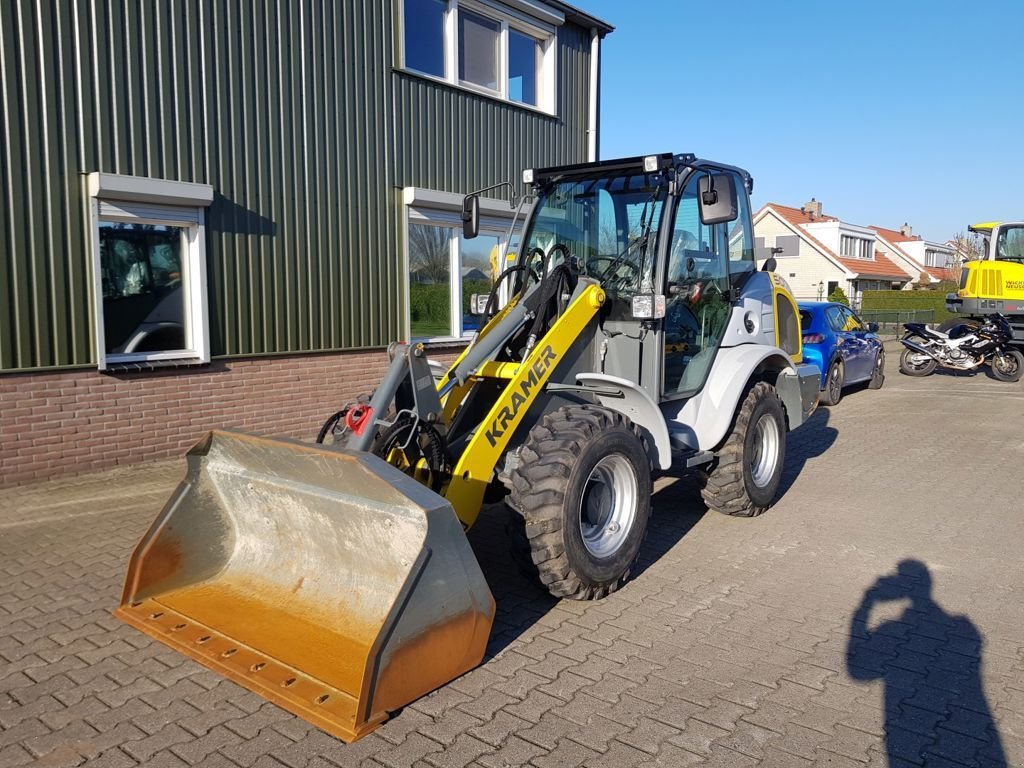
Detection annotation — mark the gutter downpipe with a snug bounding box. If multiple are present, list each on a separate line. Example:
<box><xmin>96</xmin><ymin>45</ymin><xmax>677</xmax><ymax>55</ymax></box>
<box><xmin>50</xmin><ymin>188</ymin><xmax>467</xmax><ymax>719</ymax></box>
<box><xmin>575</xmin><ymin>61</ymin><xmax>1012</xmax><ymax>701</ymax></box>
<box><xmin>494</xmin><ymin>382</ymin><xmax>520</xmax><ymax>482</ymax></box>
<box><xmin>587</xmin><ymin>28</ymin><xmax>600</xmax><ymax>162</ymax></box>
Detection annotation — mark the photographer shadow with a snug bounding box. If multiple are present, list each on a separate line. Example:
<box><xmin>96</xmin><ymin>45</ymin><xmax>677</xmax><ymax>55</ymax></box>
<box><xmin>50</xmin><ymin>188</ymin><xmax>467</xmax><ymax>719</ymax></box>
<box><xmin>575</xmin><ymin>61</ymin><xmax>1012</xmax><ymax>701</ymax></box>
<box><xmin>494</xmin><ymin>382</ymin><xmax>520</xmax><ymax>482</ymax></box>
<box><xmin>846</xmin><ymin>560</ymin><xmax>1006</xmax><ymax>766</ymax></box>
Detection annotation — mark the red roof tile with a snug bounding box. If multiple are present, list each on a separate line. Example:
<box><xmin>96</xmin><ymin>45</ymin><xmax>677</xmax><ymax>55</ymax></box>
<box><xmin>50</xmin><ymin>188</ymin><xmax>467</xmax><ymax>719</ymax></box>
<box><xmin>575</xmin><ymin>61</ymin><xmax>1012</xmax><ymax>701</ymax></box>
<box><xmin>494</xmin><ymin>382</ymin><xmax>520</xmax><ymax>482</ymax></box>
<box><xmin>925</xmin><ymin>266</ymin><xmax>957</xmax><ymax>282</ymax></box>
<box><xmin>868</xmin><ymin>225</ymin><xmax>922</xmax><ymax>244</ymax></box>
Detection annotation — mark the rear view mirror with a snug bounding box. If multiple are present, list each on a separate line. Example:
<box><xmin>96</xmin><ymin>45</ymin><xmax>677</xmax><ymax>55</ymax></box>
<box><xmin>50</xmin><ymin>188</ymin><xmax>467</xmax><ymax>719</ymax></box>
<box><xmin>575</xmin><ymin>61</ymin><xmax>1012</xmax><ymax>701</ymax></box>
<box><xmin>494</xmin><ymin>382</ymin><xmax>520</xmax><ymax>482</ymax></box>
<box><xmin>865</xmin><ymin>322</ymin><xmax>879</xmax><ymax>333</ymax></box>
<box><xmin>698</xmin><ymin>173</ymin><xmax>737</xmax><ymax>225</ymax></box>
<box><xmin>462</xmin><ymin>195</ymin><xmax>480</xmax><ymax>239</ymax></box>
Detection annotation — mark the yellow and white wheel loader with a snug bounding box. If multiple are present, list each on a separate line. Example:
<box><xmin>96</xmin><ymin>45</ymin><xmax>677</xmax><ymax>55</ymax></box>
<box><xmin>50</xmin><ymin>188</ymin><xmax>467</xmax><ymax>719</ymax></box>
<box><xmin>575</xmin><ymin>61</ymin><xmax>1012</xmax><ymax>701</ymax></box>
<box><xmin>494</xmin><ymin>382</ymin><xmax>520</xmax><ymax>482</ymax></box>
<box><xmin>946</xmin><ymin>221</ymin><xmax>1024</xmax><ymax>345</ymax></box>
<box><xmin>116</xmin><ymin>153</ymin><xmax>820</xmax><ymax>742</ymax></box>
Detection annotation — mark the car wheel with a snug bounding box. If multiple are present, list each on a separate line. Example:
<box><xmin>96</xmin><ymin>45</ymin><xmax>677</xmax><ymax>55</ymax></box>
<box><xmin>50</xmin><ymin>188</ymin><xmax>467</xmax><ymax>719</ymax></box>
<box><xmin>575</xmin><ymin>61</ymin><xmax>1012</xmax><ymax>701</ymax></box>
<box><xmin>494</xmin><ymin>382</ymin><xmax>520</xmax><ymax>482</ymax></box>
<box><xmin>820</xmin><ymin>359</ymin><xmax>844</xmax><ymax>406</ymax></box>
<box><xmin>868</xmin><ymin>349</ymin><xmax>885</xmax><ymax>389</ymax></box>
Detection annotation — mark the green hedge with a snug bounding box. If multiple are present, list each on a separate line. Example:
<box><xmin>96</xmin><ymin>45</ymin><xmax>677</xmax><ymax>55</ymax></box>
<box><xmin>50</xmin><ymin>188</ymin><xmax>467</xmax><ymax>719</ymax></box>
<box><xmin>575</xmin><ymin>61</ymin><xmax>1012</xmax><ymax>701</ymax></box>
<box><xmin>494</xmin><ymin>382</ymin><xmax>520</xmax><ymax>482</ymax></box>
<box><xmin>410</xmin><ymin>280</ymin><xmax>493</xmax><ymax>332</ymax></box>
<box><xmin>860</xmin><ymin>290</ymin><xmax>953</xmax><ymax>321</ymax></box>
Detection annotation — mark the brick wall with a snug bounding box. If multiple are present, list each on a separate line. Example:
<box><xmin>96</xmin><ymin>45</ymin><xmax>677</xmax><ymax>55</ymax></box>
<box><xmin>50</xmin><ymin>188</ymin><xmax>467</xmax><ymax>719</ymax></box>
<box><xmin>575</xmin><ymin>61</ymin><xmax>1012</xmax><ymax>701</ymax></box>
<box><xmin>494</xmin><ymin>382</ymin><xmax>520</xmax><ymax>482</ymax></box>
<box><xmin>0</xmin><ymin>348</ymin><xmax>431</xmax><ymax>488</ymax></box>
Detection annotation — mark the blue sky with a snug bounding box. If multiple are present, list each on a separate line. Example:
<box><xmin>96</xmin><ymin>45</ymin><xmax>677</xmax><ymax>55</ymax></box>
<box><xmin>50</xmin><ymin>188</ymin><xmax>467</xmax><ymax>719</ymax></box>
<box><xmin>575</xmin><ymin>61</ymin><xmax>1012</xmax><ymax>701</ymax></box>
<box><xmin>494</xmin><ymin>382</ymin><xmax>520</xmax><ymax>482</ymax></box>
<box><xmin>583</xmin><ymin>0</ymin><xmax>1023</xmax><ymax>244</ymax></box>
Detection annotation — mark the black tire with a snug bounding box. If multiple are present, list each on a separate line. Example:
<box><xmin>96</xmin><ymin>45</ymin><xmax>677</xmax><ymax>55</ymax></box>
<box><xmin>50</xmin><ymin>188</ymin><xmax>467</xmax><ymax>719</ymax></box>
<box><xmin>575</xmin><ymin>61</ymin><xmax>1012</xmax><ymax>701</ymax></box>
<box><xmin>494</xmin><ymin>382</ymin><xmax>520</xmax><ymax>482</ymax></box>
<box><xmin>506</xmin><ymin>405</ymin><xmax>652</xmax><ymax>600</ymax></box>
<box><xmin>900</xmin><ymin>347</ymin><xmax>937</xmax><ymax>377</ymax></box>
<box><xmin>990</xmin><ymin>348</ymin><xmax>1024</xmax><ymax>383</ymax></box>
<box><xmin>868</xmin><ymin>349</ymin><xmax>885</xmax><ymax>389</ymax></box>
<box><xmin>316</xmin><ymin>410</ymin><xmax>347</xmax><ymax>444</ymax></box>
<box><xmin>701</xmin><ymin>382</ymin><xmax>786</xmax><ymax>518</ymax></box>
<box><xmin>820</xmin><ymin>359</ymin><xmax>845</xmax><ymax>406</ymax></box>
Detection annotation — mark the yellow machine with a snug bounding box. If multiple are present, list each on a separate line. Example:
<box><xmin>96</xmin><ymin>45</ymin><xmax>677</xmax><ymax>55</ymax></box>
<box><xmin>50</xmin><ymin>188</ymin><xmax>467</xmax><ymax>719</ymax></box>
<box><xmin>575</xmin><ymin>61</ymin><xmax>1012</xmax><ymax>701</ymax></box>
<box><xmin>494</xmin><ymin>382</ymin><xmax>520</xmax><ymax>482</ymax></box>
<box><xmin>947</xmin><ymin>221</ymin><xmax>1024</xmax><ymax>344</ymax></box>
<box><xmin>116</xmin><ymin>153</ymin><xmax>820</xmax><ymax>742</ymax></box>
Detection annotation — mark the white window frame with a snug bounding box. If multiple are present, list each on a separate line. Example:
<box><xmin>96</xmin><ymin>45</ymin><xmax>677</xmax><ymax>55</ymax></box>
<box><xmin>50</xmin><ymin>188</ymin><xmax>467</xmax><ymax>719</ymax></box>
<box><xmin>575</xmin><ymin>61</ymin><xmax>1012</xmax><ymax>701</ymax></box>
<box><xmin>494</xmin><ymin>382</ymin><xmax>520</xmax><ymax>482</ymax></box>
<box><xmin>403</xmin><ymin>186</ymin><xmax>521</xmax><ymax>342</ymax></box>
<box><xmin>400</xmin><ymin>0</ymin><xmax>558</xmax><ymax>115</ymax></box>
<box><xmin>87</xmin><ymin>172</ymin><xmax>213</xmax><ymax>370</ymax></box>
<box><xmin>840</xmin><ymin>233</ymin><xmax>873</xmax><ymax>260</ymax></box>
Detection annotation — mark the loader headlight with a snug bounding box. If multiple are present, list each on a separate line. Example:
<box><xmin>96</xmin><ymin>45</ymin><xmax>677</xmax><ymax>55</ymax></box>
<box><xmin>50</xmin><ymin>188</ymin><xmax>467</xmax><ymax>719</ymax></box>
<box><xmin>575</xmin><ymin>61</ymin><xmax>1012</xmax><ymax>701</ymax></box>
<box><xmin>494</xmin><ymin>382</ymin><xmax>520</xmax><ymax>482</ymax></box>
<box><xmin>522</xmin><ymin>168</ymin><xmax>534</xmax><ymax>184</ymax></box>
<box><xmin>631</xmin><ymin>293</ymin><xmax>665</xmax><ymax>319</ymax></box>
<box><xmin>643</xmin><ymin>155</ymin><xmax>659</xmax><ymax>173</ymax></box>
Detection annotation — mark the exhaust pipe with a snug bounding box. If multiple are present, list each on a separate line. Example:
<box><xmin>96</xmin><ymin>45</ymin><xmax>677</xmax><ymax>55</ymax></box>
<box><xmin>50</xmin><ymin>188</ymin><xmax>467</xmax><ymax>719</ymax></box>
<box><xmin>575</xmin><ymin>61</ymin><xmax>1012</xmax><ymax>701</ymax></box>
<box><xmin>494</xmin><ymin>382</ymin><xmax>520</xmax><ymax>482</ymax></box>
<box><xmin>900</xmin><ymin>337</ymin><xmax>942</xmax><ymax>361</ymax></box>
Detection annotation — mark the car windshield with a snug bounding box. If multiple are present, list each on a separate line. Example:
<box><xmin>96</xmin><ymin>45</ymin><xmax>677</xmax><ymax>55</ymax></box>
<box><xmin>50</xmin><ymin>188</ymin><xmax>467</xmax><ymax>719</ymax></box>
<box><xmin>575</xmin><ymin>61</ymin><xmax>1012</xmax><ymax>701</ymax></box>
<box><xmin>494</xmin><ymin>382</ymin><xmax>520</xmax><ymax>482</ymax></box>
<box><xmin>520</xmin><ymin>171</ymin><xmax>668</xmax><ymax>297</ymax></box>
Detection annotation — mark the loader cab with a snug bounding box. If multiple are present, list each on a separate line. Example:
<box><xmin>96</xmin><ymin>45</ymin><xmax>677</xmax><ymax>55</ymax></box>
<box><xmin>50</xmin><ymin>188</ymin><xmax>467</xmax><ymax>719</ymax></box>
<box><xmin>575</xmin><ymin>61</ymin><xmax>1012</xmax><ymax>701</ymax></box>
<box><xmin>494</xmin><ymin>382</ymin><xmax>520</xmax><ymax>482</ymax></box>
<box><xmin>521</xmin><ymin>155</ymin><xmax>755</xmax><ymax>404</ymax></box>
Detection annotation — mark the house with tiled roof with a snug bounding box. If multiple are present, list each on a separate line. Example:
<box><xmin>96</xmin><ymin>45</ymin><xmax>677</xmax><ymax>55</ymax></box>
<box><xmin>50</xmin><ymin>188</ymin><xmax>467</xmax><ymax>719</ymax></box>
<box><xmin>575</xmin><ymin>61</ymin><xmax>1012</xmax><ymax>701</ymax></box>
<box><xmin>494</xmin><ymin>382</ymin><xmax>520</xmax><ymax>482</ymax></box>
<box><xmin>868</xmin><ymin>224</ymin><xmax>957</xmax><ymax>284</ymax></box>
<box><xmin>753</xmin><ymin>199</ymin><xmax>920</xmax><ymax>306</ymax></box>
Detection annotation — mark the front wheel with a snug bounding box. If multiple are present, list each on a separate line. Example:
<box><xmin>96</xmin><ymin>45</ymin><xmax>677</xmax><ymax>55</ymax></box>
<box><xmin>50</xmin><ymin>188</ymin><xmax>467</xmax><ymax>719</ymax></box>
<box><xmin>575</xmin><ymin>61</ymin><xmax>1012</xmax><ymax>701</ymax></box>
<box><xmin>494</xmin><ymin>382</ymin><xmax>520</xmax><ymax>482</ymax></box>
<box><xmin>990</xmin><ymin>349</ymin><xmax>1024</xmax><ymax>383</ymax></box>
<box><xmin>868</xmin><ymin>349</ymin><xmax>885</xmax><ymax>389</ymax></box>
<box><xmin>820</xmin><ymin>360</ymin><xmax>845</xmax><ymax>406</ymax></box>
<box><xmin>900</xmin><ymin>347</ymin><xmax>937</xmax><ymax>377</ymax></box>
<box><xmin>507</xmin><ymin>405</ymin><xmax>652</xmax><ymax>600</ymax></box>
<box><xmin>701</xmin><ymin>382</ymin><xmax>786</xmax><ymax>517</ymax></box>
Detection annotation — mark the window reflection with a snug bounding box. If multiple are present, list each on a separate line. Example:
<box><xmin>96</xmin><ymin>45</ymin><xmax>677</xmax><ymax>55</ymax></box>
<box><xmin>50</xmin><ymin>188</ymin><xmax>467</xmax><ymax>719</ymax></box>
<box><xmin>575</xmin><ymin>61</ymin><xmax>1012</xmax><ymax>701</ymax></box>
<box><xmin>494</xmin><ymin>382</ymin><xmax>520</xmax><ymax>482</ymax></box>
<box><xmin>99</xmin><ymin>222</ymin><xmax>187</xmax><ymax>355</ymax></box>
<box><xmin>404</xmin><ymin>0</ymin><xmax>446</xmax><ymax>77</ymax></box>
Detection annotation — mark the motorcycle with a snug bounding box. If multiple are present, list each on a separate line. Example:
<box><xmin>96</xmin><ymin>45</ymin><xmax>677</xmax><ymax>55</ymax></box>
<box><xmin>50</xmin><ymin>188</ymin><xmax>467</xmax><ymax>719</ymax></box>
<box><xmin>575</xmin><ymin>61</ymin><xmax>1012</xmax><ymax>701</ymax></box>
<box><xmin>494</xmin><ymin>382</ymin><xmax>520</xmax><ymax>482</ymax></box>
<box><xmin>899</xmin><ymin>313</ymin><xmax>1024</xmax><ymax>382</ymax></box>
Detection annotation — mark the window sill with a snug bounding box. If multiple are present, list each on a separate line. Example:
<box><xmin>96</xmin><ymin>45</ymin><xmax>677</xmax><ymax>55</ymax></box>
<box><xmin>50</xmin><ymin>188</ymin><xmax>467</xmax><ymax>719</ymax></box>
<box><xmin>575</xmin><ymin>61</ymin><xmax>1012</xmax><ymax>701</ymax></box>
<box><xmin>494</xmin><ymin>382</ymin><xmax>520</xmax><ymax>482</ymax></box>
<box><xmin>101</xmin><ymin>357</ymin><xmax>210</xmax><ymax>374</ymax></box>
<box><xmin>395</xmin><ymin>67</ymin><xmax>558</xmax><ymax>119</ymax></box>
<box><xmin>413</xmin><ymin>336</ymin><xmax>472</xmax><ymax>349</ymax></box>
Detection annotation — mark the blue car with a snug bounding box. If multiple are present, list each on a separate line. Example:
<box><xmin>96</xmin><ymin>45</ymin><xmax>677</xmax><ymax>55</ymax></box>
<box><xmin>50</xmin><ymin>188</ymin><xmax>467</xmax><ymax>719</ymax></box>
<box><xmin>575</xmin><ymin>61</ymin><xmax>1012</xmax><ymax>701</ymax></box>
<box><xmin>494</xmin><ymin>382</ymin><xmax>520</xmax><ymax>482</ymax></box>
<box><xmin>798</xmin><ymin>302</ymin><xmax>885</xmax><ymax>405</ymax></box>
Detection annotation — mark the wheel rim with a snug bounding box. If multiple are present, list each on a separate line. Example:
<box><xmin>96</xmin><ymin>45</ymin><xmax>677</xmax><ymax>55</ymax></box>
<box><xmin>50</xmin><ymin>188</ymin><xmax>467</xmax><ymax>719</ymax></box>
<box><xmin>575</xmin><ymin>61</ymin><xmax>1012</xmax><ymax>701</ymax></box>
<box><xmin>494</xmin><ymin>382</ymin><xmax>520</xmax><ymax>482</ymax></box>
<box><xmin>749</xmin><ymin>413</ymin><xmax>781</xmax><ymax>488</ymax></box>
<box><xmin>874</xmin><ymin>353</ymin><xmax>884</xmax><ymax>377</ymax></box>
<box><xmin>995</xmin><ymin>353</ymin><xmax>1019</xmax><ymax>376</ymax></box>
<box><xmin>905</xmin><ymin>352</ymin><xmax>930</xmax><ymax>370</ymax></box>
<box><xmin>579</xmin><ymin>454</ymin><xmax>638</xmax><ymax>558</ymax></box>
<box><xmin>828</xmin><ymin>364</ymin><xmax>842</xmax><ymax>401</ymax></box>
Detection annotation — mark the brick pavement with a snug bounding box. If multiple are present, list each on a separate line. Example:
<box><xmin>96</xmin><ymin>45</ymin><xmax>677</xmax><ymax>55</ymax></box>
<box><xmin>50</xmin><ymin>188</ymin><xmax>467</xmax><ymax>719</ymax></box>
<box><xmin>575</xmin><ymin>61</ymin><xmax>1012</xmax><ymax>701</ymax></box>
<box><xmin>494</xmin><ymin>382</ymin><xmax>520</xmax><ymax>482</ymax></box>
<box><xmin>2</xmin><ymin>349</ymin><xmax>1023</xmax><ymax>767</ymax></box>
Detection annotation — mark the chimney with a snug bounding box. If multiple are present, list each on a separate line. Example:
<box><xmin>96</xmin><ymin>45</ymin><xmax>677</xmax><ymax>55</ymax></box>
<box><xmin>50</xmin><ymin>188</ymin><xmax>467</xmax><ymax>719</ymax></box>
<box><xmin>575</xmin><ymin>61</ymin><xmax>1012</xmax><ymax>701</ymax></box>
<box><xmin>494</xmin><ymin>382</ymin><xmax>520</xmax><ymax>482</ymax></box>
<box><xmin>802</xmin><ymin>197</ymin><xmax>822</xmax><ymax>219</ymax></box>
<box><xmin>900</xmin><ymin>222</ymin><xmax>913</xmax><ymax>237</ymax></box>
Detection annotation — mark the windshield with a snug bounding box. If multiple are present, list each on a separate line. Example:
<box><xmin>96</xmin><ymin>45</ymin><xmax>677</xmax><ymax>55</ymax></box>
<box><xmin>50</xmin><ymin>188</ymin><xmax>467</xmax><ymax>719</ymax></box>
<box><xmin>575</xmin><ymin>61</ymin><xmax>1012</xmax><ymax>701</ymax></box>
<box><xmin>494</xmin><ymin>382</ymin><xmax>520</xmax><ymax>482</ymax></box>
<box><xmin>520</xmin><ymin>171</ymin><xmax>668</xmax><ymax>297</ymax></box>
<box><xmin>995</xmin><ymin>225</ymin><xmax>1024</xmax><ymax>263</ymax></box>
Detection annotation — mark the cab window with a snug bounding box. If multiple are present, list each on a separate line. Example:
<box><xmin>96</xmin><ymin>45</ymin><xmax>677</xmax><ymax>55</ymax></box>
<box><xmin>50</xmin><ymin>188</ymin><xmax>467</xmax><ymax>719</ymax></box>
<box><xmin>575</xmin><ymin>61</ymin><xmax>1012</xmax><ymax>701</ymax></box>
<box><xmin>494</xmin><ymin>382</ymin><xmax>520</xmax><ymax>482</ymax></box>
<box><xmin>996</xmin><ymin>225</ymin><xmax>1024</xmax><ymax>263</ymax></box>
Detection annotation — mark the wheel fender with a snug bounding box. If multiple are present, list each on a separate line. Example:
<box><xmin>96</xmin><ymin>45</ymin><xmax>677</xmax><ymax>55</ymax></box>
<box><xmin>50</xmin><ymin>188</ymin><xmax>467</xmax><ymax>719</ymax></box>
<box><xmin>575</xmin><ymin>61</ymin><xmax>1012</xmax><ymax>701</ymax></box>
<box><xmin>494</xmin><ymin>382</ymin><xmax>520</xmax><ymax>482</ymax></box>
<box><xmin>665</xmin><ymin>345</ymin><xmax>799</xmax><ymax>452</ymax></box>
<box><xmin>576</xmin><ymin>373</ymin><xmax>672</xmax><ymax>470</ymax></box>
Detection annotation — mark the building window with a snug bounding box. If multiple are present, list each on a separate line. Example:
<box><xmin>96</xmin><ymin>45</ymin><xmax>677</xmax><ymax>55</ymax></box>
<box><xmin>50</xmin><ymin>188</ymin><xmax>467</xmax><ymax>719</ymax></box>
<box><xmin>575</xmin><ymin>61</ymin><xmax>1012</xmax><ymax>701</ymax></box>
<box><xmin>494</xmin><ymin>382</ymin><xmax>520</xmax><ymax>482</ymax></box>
<box><xmin>404</xmin><ymin>0</ymin><xmax>447</xmax><ymax>77</ymax></box>
<box><xmin>924</xmin><ymin>248</ymin><xmax>950</xmax><ymax>268</ymax></box>
<box><xmin>87</xmin><ymin>173</ymin><xmax>213</xmax><ymax>370</ymax></box>
<box><xmin>401</xmin><ymin>0</ymin><xmax>556</xmax><ymax>112</ymax></box>
<box><xmin>508</xmin><ymin>28</ymin><xmax>540</xmax><ymax>105</ymax></box>
<box><xmin>405</xmin><ymin>188</ymin><xmax>517</xmax><ymax>341</ymax></box>
<box><xmin>459</xmin><ymin>9</ymin><xmax>500</xmax><ymax>91</ymax></box>
<box><xmin>840</xmin><ymin>234</ymin><xmax>872</xmax><ymax>260</ymax></box>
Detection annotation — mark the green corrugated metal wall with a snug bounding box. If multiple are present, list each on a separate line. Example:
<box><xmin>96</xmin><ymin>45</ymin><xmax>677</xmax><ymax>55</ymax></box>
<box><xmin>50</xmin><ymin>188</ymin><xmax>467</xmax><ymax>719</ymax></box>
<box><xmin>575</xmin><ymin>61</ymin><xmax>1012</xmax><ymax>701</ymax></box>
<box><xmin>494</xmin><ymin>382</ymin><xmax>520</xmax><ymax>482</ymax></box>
<box><xmin>0</xmin><ymin>0</ymin><xmax>594</xmax><ymax>372</ymax></box>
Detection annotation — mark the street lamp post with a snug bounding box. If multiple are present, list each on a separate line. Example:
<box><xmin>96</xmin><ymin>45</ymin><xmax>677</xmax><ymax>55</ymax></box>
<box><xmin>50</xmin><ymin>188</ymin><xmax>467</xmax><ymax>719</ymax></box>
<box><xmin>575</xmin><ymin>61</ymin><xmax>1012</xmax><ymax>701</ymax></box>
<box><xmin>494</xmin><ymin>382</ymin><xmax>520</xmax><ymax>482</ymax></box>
<box><xmin>817</xmin><ymin>281</ymin><xmax>824</xmax><ymax>301</ymax></box>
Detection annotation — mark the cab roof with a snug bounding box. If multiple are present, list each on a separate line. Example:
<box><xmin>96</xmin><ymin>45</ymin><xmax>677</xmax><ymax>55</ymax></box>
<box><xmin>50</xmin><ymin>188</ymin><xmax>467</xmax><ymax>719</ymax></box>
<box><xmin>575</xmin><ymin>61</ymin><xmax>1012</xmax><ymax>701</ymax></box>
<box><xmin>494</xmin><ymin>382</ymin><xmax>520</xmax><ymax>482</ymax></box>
<box><xmin>969</xmin><ymin>222</ymin><xmax>1000</xmax><ymax>234</ymax></box>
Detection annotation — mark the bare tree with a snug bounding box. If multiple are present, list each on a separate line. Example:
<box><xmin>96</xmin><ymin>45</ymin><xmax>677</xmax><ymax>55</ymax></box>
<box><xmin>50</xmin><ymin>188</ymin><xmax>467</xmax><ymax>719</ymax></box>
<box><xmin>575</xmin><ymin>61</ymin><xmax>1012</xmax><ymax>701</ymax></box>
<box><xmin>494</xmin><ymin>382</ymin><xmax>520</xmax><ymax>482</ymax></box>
<box><xmin>947</xmin><ymin>231</ymin><xmax>984</xmax><ymax>285</ymax></box>
<box><xmin>408</xmin><ymin>225</ymin><xmax>450</xmax><ymax>284</ymax></box>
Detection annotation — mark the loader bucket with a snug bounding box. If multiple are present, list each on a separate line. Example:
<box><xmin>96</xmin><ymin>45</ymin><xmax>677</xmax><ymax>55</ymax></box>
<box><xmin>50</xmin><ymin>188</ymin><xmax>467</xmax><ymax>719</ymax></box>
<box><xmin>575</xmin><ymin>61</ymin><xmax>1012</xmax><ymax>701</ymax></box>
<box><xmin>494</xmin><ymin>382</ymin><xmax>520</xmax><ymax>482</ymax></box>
<box><xmin>115</xmin><ymin>431</ymin><xmax>495</xmax><ymax>742</ymax></box>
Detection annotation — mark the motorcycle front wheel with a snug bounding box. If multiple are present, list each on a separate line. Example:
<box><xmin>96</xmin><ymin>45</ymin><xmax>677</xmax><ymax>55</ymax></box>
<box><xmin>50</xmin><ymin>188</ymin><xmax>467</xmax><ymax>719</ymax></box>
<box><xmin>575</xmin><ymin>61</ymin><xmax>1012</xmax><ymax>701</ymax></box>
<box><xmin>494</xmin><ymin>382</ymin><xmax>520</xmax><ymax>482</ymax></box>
<box><xmin>990</xmin><ymin>348</ymin><xmax>1024</xmax><ymax>383</ymax></box>
<box><xmin>899</xmin><ymin>347</ymin><xmax>937</xmax><ymax>377</ymax></box>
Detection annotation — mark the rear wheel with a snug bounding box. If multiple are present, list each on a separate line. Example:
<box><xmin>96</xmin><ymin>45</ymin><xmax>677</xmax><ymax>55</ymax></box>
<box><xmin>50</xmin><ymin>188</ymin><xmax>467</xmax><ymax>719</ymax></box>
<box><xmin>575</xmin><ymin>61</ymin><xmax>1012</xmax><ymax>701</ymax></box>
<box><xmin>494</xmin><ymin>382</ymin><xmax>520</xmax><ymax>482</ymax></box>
<box><xmin>820</xmin><ymin>360</ymin><xmax>845</xmax><ymax>406</ymax></box>
<box><xmin>868</xmin><ymin>349</ymin><xmax>886</xmax><ymax>389</ymax></box>
<box><xmin>701</xmin><ymin>382</ymin><xmax>786</xmax><ymax>518</ymax></box>
<box><xmin>900</xmin><ymin>348</ymin><xmax>937</xmax><ymax>377</ymax></box>
<box><xmin>507</xmin><ymin>405</ymin><xmax>652</xmax><ymax>600</ymax></box>
<box><xmin>990</xmin><ymin>349</ymin><xmax>1024</xmax><ymax>383</ymax></box>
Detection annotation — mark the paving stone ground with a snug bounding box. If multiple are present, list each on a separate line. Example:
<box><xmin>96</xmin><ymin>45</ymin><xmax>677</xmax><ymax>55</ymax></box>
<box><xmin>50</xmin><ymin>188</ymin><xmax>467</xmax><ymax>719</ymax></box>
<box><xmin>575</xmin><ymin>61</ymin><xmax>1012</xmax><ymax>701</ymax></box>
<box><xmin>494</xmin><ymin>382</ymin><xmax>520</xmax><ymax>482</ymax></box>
<box><xmin>3</xmin><ymin>345</ymin><xmax>1024</xmax><ymax>767</ymax></box>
